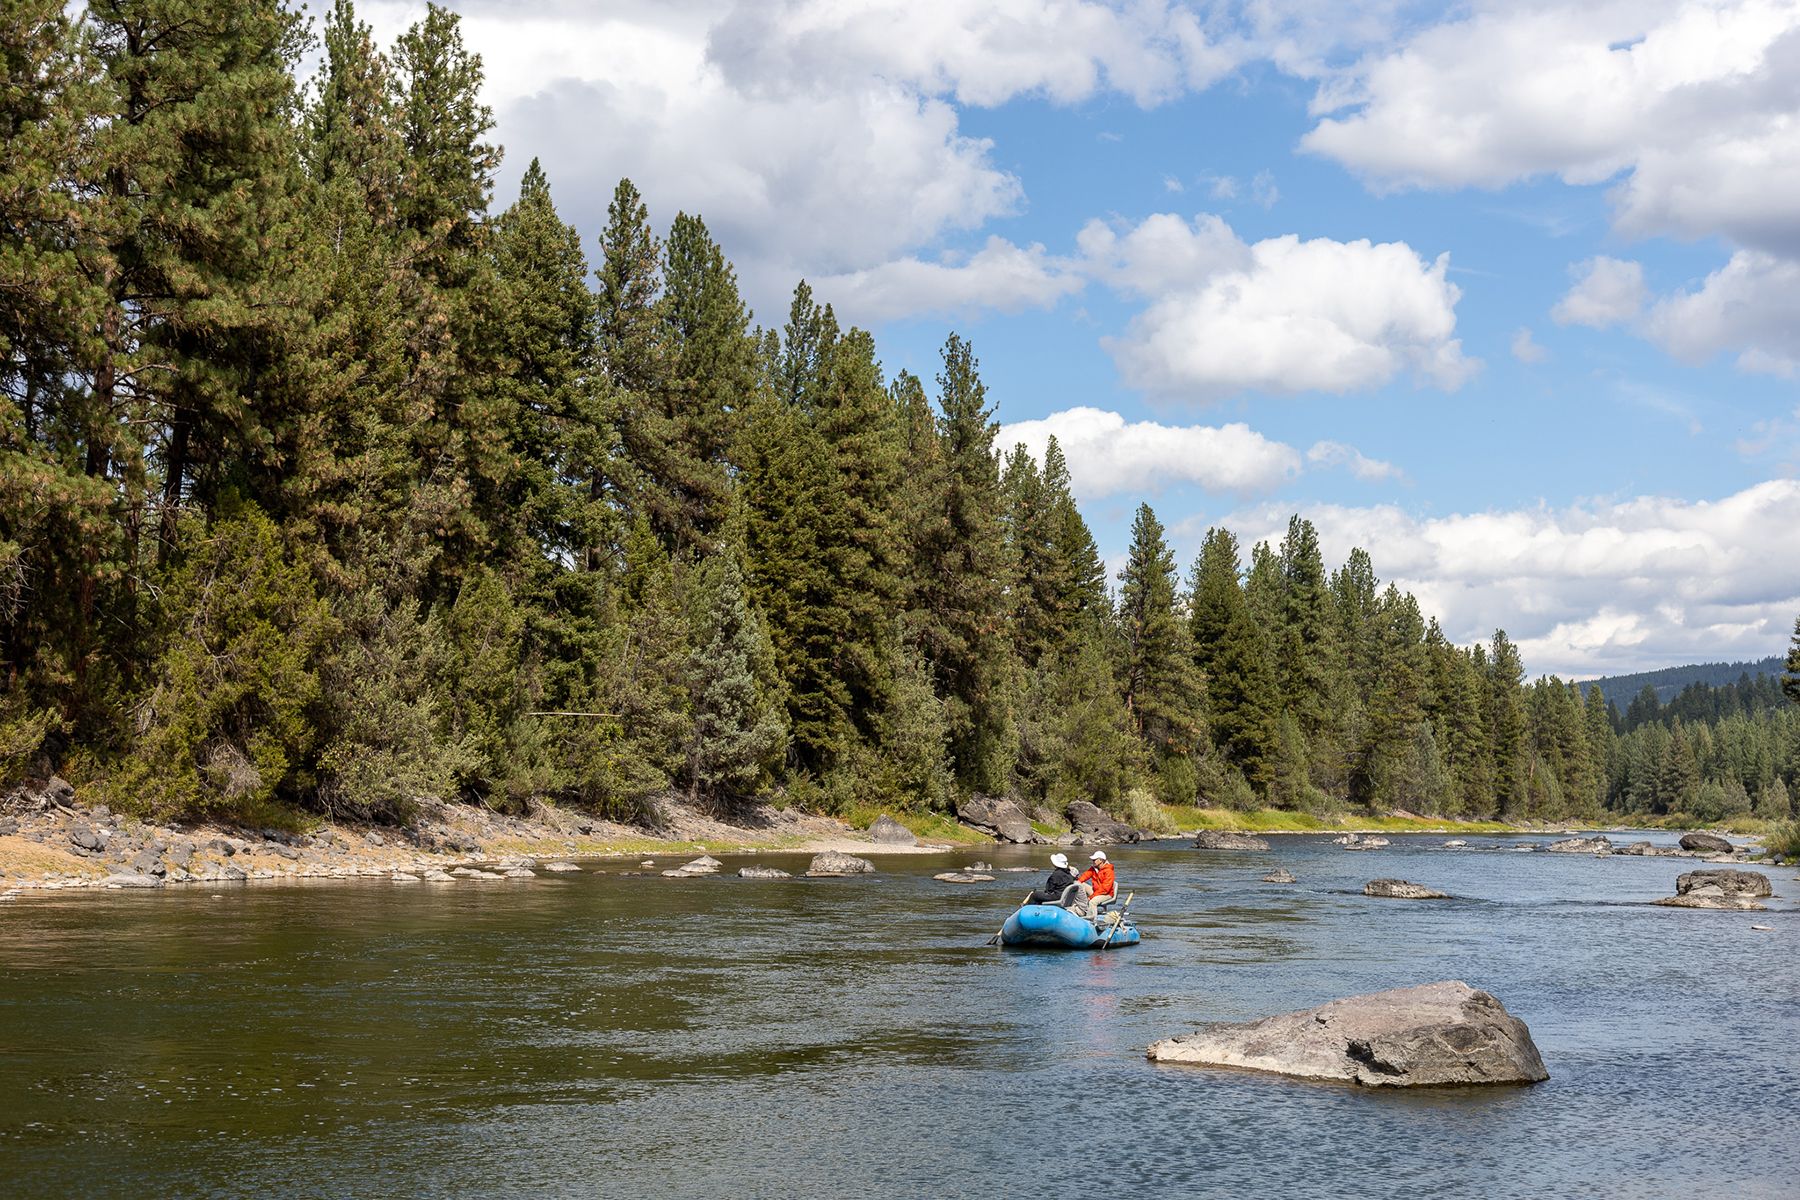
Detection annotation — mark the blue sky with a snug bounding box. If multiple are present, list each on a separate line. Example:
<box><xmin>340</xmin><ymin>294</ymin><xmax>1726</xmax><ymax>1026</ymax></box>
<box><xmin>361</xmin><ymin>0</ymin><xmax>1800</xmax><ymax>678</ymax></box>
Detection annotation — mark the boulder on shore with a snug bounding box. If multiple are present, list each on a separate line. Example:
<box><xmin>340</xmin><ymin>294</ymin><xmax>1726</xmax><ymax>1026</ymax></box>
<box><xmin>1261</xmin><ymin>868</ymin><xmax>1297</xmax><ymax>883</ymax></box>
<box><xmin>1652</xmin><ymin>867</ymin><xmax>1771</xmax><ymax>909</ymax></box>
<box><xmin>1065</xmin><ymin>800</ymin><xmax>1141</xmax><ymax>845</ymax></box>
<box><xmin>1547</xmin><ymin>835</ymin><xmax>1611</xmax><ymax>854</ymax></box>
<box><xmin>1679</xmin><ymin>832</ymin><xmax>1734</xmax><ymax>853</ymax></box>
<box><xmin>867</xmin><ymin>814</ymin><xmax>918</xmax><ymax>846</ymax></box>
<box><xmin>956</xmin><ymin>795</ymin><xmax>1036</xmax><ymax>844</ymax></box>
<box><xmin>99</xmin><ymin>874</ymin><xmax>162</xmax><ymax>889</ymax></box>
<box><xmin>1193</xmin><ymin>830</ymin><xmax>1270</xmax><ymax>850</ymax></box>
<box><xmin>1365</xmin><ymin>878</ymin><xmax>1450</xmax><ymax>899</ymax></box>
<box><xmin>1146</xmin><ymin>980</ymin><xmax>1548</xmax><ymax>1088</ymax></box>
<box><xmin>806</xmin><ymin>851</ymin><xmax>876</xmax><ymax>877</ymax></box>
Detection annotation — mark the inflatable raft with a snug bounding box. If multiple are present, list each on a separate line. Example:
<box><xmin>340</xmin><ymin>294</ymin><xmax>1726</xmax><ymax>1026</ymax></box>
<box><xmin>999</xmin><ymin>903</ymin><xmax>1140</xmax><ymax>949</ymax></box>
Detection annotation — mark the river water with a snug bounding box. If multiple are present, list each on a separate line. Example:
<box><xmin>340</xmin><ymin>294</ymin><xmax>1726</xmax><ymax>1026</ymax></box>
<box><xmin>2</xmin><ymin>833</ymin><xmax>1795</xmax><ymax>1199</ymax></box>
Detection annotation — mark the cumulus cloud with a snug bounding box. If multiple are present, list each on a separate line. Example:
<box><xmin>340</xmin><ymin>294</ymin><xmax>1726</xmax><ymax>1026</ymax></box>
<box><xmin>355</xmin><ymin>0</ymin><xmax>1246</xmax><ymax>322</ymax></box>
<box><xmin>1511</xmin><ymin>327</ymin><xmax>1548</xmax><ymax>363</ymax></box>
<box><xmin>1552</xmin><ymin>257</ymin><xmax>1648</xmax><ymax>329</ymax></box>
<box><xmin>1222</xmin><ymin>480</ymin><xmax>1800</xmax><ymax>675</ymax></box>
<box><xmin>1091</xmin><ymin>216</ymin><xmax>1478</xmax><ymax>400</ymax></box>
<box><xmin>998</xmin><ymin>408</ymin><xmax>1303</xmax><ymax>499</ymax></box>
<box><xmin>1301</xmin><ymin>1</ymin><xmax>1800</xmax><ymax>254</ymax></box>
<box><xmin>811</xmin><ymin>237</ymin><xmax>1084</xmax><ymax>322</ymax></box>
<box><xmin>1306</xmin><ymin>440</ymin><xmax>1406</xmax><ymax>483</ymax></box>
<box><xmin>1645</xmin><ymin>250</ymin><xmax>1800</xmax><ymax>374</ymax></box>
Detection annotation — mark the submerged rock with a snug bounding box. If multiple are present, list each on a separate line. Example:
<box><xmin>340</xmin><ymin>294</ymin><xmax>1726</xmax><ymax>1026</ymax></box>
<box><xmin>1262</xmin><ymin>869</ymin><xmax>1297</xmax><ymax>883</ymax></box>
<box><xmin>738</xmin><ymin>866</ymin><xmax>791</xmax><ymax>879</ymax></box>
<box><xmin>1443</xmin><ymin>839</ymin><xmax>1467</xmax><ymax>848</ymax></box>
<box><xmin>1679</xmin><ymin>832</ymin><xmax>1734</xmax><ymax>853</ymax></box>
<box><xmin>867</xmin><ymin>814</ymin><xmax>918</xmax><ymax>846</ymax></box>
<box><xmin>99</xmin><ymin>874</ymin><xmax>162</xmax><ymax>889</ymax></box>
<box><xmin>1147</xmin><ymin>980</ymin><xmax>1549</xmax><ymax>1087</ymax></box>
<box><xmin>1193</xmin><ymin>830</ymin><xmax>1270</xmax><ymax>850</ymax></box>
<box><xmin>1547</xmin><ymin>836</ymin><xmax>1611</xmax><ymax>854</ymax></box>
<box><xmin>1653</xmin><ymin>868</ymin><xmax>1771</xmax><ymax>909</ymax></box>
<box><xmin>543</xmin><ymin>861</ymin><xmax>582</xmax><ymax>872</ymax></box>
<box><xmin>1365</xmin><ymin>878</ymin><xmax>1450</xmax><ymax>899</ymax></box>
<box><xmin>806</xmin><ymin>851</ymin><xmax>876</xmax><ymax>877</ymax></box>
<box><xmin>934</xmin><ymin>871</ymin><xmax>996</xmax><ymax>883</ymax></box>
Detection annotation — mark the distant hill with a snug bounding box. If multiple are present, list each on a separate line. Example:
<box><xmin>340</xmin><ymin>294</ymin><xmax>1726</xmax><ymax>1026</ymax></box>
<box><xmin>1577</xmin><ymin>656</ymin><xmax>1785</xmax><ymax>704</ymax></box>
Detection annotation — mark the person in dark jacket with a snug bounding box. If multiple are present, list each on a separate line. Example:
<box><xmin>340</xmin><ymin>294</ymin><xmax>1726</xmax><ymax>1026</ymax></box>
<box><xmin>1025</xmin><ymin>853</ymin><xmax>1080</xmax><ymax>906</ymax></box>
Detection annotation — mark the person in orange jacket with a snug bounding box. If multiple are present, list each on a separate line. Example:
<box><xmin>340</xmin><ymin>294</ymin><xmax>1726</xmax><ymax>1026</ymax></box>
<box><xmin>1075</xmin><ymin>850</ymin><xmax>1115</xmax><ymax>917</ymax></box>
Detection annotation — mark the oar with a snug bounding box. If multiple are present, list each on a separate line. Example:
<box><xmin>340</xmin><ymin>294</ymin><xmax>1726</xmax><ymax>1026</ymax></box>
<box><xmin>1099</xmin><ymin>892</ymin><xmax>1134</xmax><ymax>951</ymax></box>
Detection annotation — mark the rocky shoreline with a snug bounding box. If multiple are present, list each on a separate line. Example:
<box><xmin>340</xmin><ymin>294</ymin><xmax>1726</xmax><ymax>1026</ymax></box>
<box><xmin>0</xmin><ymin>780</ymin><xmax>957</xmax><ymax>899</ymax></box>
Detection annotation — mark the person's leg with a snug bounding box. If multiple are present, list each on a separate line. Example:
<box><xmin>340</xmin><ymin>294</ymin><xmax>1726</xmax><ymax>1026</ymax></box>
<box><xmin>1025</xmin><ymin>890</ymin><xmax>1052</xmax><ymax>905</ymax></box>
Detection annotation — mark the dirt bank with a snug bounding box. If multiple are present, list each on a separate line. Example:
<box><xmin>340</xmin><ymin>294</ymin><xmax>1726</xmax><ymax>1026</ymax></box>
<box><xmin>0</xmin><ymin>786</ymin><xmax>974</xmax><ymax>898</ymax></box>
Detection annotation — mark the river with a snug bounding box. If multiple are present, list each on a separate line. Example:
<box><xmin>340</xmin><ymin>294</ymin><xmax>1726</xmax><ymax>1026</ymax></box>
<box><xmin>1</xmin><ymin>833</ymin><xmax>1795</xmax><ymax>1198</ymax></box>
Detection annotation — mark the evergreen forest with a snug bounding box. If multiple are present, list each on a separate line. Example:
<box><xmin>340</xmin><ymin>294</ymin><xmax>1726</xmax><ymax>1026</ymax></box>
<box><xmin>5</xmin><ymin>0</ymin><xmax>1799</xmax><ymax>830</ymax></box>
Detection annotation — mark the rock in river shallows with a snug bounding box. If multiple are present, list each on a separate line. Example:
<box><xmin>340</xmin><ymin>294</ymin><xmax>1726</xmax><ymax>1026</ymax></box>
<box><xmin>99</xmin><ymin>874</ymin><xmax>163</xmax><ymax>889</ymax></box>
<box><xmin>1261</xmin><ymin>868</ymin><xmax>1297</xmax><ymax>883</ymax></box>
<box><xmin>867</xmin><ymin>813</ymin><xmax>918</xmax><ymax>846</ymax></box>
<box><xmin>1615</xmin><ymin>841</ymin><xmax>1656</xmax><ymax>856</ymax></box>
<box><xmin>933</xmin><ymin>872</ymin><xmax>996</xmax><ymax>883</ymax></box>
<box><xmin>1547</xmin><ymin>835</ymin><xmax>1611</xmax><ymax>854</ymax></box>
<box><xmin>1193</xmin><ymin>830</ymin><xmax>1271</xmax><ymax>850</ymax></box>
<box><xmin>543</xmin><ymin>861</ymin><xmax>582</xmax><ymax>872</ymax></box>
<box><xmin>806</xmin><ymin>851</ymin><xmax>876</xmax><ymax>877</ymax></box>
<box><xmin>1653</xmin><ymin>868</ymin><xmax>1772</xmax><ymax>910</ymax></box>
<box><xmin>1364</xmin><ymin>878</ymin><xmax>1450</xmax><ymax>899</ymax></box>
<box><xmin>1679</xmin><ymin>832</ymin><xmax>1734</xmax><ymax>854</ymax></box>
<box><xmin>738</xmin><ymin>866</ymin><xmax>791</xmax><ymax>879</ymax></box>
<box><xmin>1146</xmin><ymin>980</ymin><xmax>1548</xmax><ymax>1088</ymax></box>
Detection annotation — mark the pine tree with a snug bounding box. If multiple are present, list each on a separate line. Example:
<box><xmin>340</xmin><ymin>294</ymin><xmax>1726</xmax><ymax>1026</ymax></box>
<box><xmin>1488</xmin><ymin>630</ymin><xmax>1527</xmax><ymax>816</ymax></box>
<box><xmin>906</xmin><ymin>333</ymin><xmax>1016</xmax><ymax>792</ymax></box>
<box><xmin>684</xmin><ymin>553</ymin><xmax>784</xmax><ymax>800</ymax></box>
<box><xmin>1189</xmin><ymin>527</ymin><xmax>1276</xmax><ymax>788</ymax></box>
<box><xmin>1660</xmin><ymin>716</ymin><xmax>1699</xmax><ymax>812</ymax></box>
<box><xmin>1119</xmin><ymin>503</ymin><xmax>1201</xmax><ymax>765</ymax></box>
<box><xmin>1783</xmin><ymin>614</ymin><xmax>1800</xmax><ymax>706</ymax></box>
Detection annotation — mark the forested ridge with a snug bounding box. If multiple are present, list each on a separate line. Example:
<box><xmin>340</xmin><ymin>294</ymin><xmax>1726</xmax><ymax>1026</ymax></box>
<box><xmin>4</xmin><ymin>0</ymin><xmax>1798</xmax><ymax>830</ymax></box>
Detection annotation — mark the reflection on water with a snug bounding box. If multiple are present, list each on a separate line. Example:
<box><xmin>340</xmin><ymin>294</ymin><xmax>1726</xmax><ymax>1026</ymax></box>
<box><xmin>2</xmin><ymin>835</ymin><xmax>1796</xmax><ymax>1199</ymax></box>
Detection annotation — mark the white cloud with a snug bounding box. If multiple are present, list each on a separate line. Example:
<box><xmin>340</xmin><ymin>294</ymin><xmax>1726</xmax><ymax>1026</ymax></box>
<box><xmin>1645</xmin><ymin>249</ymin><xmax>1800</xmax><ymax>374</ymax></box>
<box><xmin>1221</xmin><ymin>480</ymin><xmax>1800</xmax><ymax>676</ymax></box>
<box><xmin>810</xmin><ymin>237</ymin><xmax>1084</xmax><ymax>322</ymax></box>
<box><xmin>1092</xmin><ymin>216</ymin><xmax>1478</xmax><ymax>400</ymax></box>
<box><xmin>1551</xmin><ymin>251</ymin><xmax>1800</xmax><ymax>373</ymax></box>
<box><xmin>1300</xmin><ymin>1</ymin><xmax>1800</xmax><ymax>254</ymax></box>
<box><xmin>1552</xmin><ymin>256</ymin><xmax>1648</xmax><ymax>329</ymax></box>
<box><xmin>1306</xmin><ymin>440</ymin><xmax>1407</xmax><ymax>483</ymax></box>
<box><xmin>355</xmin><ymin>0</ymin><xmax>1246</xmax><ymax>323</ymax></box>
<box><xmin>998</xmin><ymin>407</ymin><xmax>1303</xmax><ymax>499</ymax></box>
<box><xmin>1511</xmin><ymin>326</ymin><xmax>1548</xmax><ymax>363</ymax></box>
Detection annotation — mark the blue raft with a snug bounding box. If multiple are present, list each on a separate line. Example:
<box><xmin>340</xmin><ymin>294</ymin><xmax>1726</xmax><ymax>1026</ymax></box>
<box><xmin>999</xmin><ymin>903</ymin><xmax>1140</xmax><ymax>949</ymax></box>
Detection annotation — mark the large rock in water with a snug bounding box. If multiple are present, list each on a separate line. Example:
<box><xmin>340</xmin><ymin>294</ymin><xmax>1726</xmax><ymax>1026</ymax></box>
<box><xmin>1147</xmin><ymin>981</ymin><xmax>1548</xmax><ymax>1087</ymax></box>
<box><xmin>1193</xmin><ymin>830</ymin><xmax>1270</xmax><ymax>850</ymax></box>
<box><xmin>1653</xmin><ymin>868</ymin><xmax>1771</xmax><ymax>909</ymax></box>
<box><xmin>806</xmin><ymin>851</ymin><xmax>876</xmax><ymax>877</ymax></box>
<box><xmin>867</xmin><ymin>814</ymin><xmax>918</xmax><ymax>846</ymax></box>
<box><xmin>1065</xmin><ymin>800</ymin><xmax>1140</xmax><ymax>844</ymax></box>
<box><xmin>956</xmin><ymin>795</ymin><xmax>1036</xmax><ymax>844</ymax></box>
<box><xmin>1679</xmin><ymin>832</ymin><xmax>1734</xmax><ymax>853</ymax></box>
<box><xmin>1365</xmin><ymin>878</ymin><xmax>1450</xmax><ymax>899</ymax></box>
<box><xmin>1547</xmin><ymin>835</ymin><xmax>1611</xmax><ymax>854</ymax></box>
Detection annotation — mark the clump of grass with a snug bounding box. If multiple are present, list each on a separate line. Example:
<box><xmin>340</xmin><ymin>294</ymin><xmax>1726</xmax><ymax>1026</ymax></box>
<box><xmin>1764</xmin><ymin>820</ymin><xmax>1800</xmax><ymax>859</ymax></box>
<box><xmin>1124</xmin><ymin>788</ymin><xmax>1177</xmax><ymax>834</ymax></box>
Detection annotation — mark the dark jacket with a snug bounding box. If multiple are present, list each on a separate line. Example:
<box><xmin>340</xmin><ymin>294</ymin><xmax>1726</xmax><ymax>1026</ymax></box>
<box><xmin>1041</xmin><ymin>866</ymin><xmax>1079</xmax><ymax>896</ymax></box>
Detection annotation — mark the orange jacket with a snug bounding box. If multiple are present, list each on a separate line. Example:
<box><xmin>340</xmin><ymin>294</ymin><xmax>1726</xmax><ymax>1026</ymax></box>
<box><xmin>1077</xmin><ymin>861</ymin><xmax>1115</xmax><ymax>899</ymax></box>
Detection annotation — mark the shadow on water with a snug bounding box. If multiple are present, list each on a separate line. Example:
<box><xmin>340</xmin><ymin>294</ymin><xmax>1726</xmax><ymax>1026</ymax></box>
<box><xmin>2</xmin><ymin>837</ymin><xmax>1796</xmax><ymax>1198</ymax></box>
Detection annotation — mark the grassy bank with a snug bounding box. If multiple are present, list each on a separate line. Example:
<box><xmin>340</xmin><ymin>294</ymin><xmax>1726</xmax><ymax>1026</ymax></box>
<box><xmin>1160</xmin><ymin>806</ymin><xmax>1520</xmax><ymax>835</ymax></box>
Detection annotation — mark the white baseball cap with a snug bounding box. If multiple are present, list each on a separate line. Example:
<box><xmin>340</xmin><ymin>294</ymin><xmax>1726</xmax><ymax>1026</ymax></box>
<box><xmin>1050</xmin><ymin>853</ymin><xmax>1069</xmax><ymax>868</ymax></box>
<box><xmin>1090</xmin><ymin>850</ymin><xmax>1107</xmax><ymax>861</ymax></box>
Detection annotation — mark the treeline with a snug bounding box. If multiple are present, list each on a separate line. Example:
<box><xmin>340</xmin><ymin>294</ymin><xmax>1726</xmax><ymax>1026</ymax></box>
<box><xmin>4</xmin><ymin>1</ymin><xmax>1797</xmax><ymax>828</ymax></box>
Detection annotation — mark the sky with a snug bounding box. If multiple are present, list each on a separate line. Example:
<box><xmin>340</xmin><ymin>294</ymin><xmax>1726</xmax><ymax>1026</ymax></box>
<box><xmin>353</xmin><ymin>0</ymin><xmax>1800</xmax><ymax>680</ymax></box>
